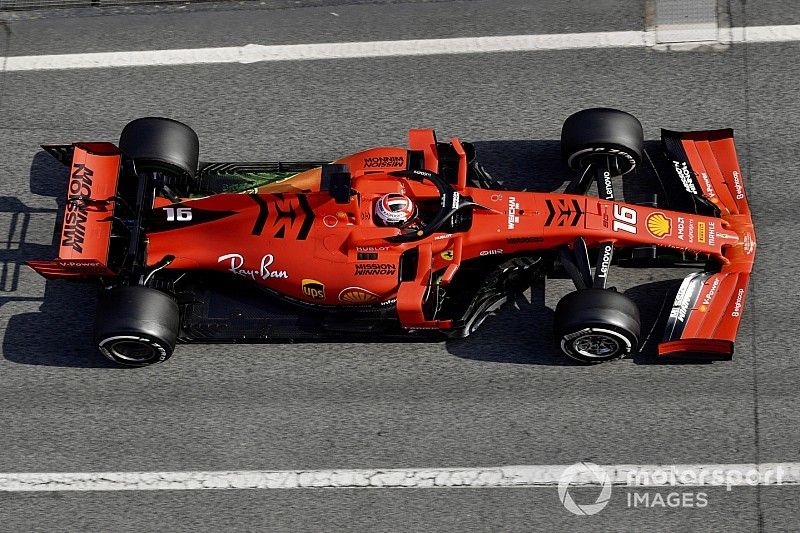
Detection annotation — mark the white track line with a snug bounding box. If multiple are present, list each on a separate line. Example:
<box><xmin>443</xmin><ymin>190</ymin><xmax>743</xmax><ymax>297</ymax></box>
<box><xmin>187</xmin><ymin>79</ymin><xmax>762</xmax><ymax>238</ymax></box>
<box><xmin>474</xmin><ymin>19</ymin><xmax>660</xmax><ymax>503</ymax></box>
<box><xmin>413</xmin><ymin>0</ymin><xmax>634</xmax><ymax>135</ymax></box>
<box><xmin>3</xmin><ymin>24</ymin><xmax>800</xmax><ymax>72</ymax></box>
<box><xmin>1</xmin><ymin>463</ymin><xmax>798</xmax><ymax>491</ymax></box>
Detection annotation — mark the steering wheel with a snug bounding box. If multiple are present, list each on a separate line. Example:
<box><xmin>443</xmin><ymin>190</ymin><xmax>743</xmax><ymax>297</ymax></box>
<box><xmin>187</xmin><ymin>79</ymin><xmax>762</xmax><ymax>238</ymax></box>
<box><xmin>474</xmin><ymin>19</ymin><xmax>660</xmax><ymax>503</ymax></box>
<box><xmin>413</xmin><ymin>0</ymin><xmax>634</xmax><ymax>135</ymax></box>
<box><xmin>384</xmin><ymin>169</ymin><xmax>460</xmax><ymax>243</ymax></box>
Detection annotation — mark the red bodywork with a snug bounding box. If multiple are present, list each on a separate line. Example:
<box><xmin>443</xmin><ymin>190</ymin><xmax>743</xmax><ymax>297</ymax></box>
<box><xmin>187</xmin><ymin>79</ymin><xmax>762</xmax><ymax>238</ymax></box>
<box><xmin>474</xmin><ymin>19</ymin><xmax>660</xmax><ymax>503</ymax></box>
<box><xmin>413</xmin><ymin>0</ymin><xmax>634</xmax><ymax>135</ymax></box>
<box><xmin>28</xmin><ymin>129</ymin><xmax>755</xmax><ymax>358</ymax></box>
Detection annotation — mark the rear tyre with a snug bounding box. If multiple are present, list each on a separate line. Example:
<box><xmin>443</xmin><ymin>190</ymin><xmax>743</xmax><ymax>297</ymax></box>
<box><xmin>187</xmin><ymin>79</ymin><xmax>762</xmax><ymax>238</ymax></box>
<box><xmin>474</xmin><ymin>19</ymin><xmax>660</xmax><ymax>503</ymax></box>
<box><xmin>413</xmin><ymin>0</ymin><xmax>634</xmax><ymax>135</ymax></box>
<box><xmin>561</xmin><ymin>108</ymin><xmax>644</xmax><ymax>175</ymax></box>
<box><xmin>554</xmin><ymin>288</ymin><xmax>640</xmax><ymax>363</ymax></box>
<box><xmin>119</xmin><ymin>117</ymin><xmax>199</xmax><ymax>181</ymax></box>
<box><xmin>94</xmin><ymin>286</ymin><xmax>180</xmax><ymax>367</ymax></box>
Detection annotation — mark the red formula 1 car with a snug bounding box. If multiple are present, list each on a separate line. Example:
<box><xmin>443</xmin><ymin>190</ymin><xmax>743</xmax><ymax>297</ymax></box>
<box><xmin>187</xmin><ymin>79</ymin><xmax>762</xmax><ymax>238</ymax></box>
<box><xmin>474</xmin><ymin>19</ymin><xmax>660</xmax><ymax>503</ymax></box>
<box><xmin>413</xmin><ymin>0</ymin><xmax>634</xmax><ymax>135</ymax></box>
<box><xmin>28</xmin><ymin>108</ymin><xmax>755</xmax><ymax>366</ymax></box>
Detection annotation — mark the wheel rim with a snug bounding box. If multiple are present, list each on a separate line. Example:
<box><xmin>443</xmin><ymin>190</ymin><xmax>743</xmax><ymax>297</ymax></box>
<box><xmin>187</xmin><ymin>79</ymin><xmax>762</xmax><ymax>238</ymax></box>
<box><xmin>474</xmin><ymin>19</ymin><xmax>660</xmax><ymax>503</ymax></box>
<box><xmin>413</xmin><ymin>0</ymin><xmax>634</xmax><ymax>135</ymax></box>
<box><xmin>109</xmin><ymin>340</ymin><xmax>157</xmax><ymax>363</ymax></box>
<box><xmin>572</xmin><ymin>333</ymin><xmax>621</xmax><ymax>358</ymax></box>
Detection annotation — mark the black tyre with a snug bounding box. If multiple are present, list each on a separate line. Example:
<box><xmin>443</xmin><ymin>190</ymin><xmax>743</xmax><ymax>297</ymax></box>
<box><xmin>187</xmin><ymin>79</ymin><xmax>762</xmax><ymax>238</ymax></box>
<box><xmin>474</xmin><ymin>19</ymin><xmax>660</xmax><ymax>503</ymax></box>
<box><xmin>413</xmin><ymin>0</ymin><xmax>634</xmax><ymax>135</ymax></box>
<box><xmin>554</xmin><ymin>288</ymin><xmax>641</xmax><ymax>363</ymax></box>
<box><xmin>94</xmin><ymin>286</ymin><xmax>180</xmax><ymax>367</ymax></box>
<box><xmin>119</xmin><ymin>117</ymin><xmax>199</xmax><ymax>179</ymax></box>
<box><xmin>561</xmin><ymin>108</ymin><xmax>644</xmax><ymax>175</ymax></box>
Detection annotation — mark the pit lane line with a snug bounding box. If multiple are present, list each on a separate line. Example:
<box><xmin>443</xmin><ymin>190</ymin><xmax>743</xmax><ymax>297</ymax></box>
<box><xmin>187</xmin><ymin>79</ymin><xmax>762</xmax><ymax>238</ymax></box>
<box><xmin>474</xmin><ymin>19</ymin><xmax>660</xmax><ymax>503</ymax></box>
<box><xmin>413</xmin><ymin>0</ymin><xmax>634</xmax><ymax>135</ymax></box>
<box><xmin>1</xmin><ymin>463</ymin><xmax>798</xmax><ymax>491</ymax></box>
<box><xmin>2</xmin><ymin>24</ymin><xmax>800</xmax><ymax>72</ymax></box>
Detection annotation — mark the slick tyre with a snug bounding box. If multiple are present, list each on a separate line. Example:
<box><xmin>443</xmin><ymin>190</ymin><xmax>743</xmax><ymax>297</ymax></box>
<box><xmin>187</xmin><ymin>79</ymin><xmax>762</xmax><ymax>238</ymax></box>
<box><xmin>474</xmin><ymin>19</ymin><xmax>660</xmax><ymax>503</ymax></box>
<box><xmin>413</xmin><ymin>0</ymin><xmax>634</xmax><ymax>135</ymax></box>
<box><xmin>554</xmin><ymin>289</ymin><xmax>641</xmax><ymax>363</ymax></box>
<box><xmin>94</xmin><ymin>286</ymin><xmax>180</xmax><ymax>367</ymax></box>
<box><xmin>119</xmin><ymin>117</ymin><xmax>199</xmax><ymax>180</ymax></box>
<box><xmin>561</xmin><ymin>108</ymin><xmax>644</xmax><ymax>175</ymax></box>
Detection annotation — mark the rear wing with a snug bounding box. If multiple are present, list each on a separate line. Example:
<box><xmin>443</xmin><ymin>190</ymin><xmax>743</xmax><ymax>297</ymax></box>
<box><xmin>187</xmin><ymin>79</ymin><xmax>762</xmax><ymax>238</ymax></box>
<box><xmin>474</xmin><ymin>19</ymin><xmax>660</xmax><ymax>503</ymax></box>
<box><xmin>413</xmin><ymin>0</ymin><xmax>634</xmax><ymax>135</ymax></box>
<box><xmin>658</xmin><ymin>130</ymin><xmax>756</xmax><ymax>360</ymax></box>
<box><xmin>27</xmin><ymin>142</ymin><xmax>121</xmax><ymax>279</ymax></box>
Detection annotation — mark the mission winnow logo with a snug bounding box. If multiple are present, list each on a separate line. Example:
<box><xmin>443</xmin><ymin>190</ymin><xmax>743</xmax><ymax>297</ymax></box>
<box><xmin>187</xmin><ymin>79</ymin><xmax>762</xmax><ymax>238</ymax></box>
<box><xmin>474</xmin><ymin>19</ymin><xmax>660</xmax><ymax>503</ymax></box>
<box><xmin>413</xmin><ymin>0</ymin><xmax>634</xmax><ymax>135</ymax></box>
<box><xmin>61</xmin><ymin>163</ymin><xmax>94</xmax><ymax>253</ymax></box>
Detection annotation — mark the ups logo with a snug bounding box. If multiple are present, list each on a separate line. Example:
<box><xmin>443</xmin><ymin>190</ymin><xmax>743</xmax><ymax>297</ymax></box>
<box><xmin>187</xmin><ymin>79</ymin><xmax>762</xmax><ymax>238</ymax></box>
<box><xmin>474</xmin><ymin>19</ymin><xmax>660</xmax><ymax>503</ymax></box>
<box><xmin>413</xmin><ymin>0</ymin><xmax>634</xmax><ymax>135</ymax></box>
<box><xmin>301</xmin><ymin>279</ymin><xmax>326</xmax><ymax>300</ymax></box>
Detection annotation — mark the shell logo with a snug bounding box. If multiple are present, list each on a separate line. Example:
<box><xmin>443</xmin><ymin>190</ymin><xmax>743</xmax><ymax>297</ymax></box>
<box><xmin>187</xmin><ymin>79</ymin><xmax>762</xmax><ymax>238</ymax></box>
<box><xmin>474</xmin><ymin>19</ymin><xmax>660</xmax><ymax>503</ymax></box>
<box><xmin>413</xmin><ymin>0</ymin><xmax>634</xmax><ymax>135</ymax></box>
<box><xmin>646</xmin><ymin>212</ymin><xmax>672</xmax><ymax>239</ymax></box>
<box><xmin>338</xmin><ymin>287</ymin><xmax>380</xmax><ymax>305</ymax></box>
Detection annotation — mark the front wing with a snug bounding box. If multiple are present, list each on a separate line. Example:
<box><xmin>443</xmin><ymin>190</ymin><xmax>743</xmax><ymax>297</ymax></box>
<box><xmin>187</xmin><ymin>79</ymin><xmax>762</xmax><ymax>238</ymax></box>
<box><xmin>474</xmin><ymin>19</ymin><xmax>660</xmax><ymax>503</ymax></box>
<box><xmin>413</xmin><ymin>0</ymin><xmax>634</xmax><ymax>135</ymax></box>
<box><xmin>658</xmin><ymin>129</ymin><xmax>756</xmax><ymax>359</ymax></box>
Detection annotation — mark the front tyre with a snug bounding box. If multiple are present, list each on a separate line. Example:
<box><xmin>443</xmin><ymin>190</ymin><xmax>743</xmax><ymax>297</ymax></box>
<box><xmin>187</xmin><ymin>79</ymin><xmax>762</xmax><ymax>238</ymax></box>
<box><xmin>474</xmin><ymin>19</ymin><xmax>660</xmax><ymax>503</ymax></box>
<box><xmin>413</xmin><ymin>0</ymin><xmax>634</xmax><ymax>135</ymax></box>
<box><xmin>554</xmin><ymin>289</ymin><xmax>640</xmax><ymax>363</ymax></box>
<box><xmin>561</xmin><ymin>108</ymin><xmax>644</xmax><ymax>176</ymax></box>
<box><xmin>94</xmin><ymin>286</ymin><xmax>180</xmax><ymax>367</ymax></box>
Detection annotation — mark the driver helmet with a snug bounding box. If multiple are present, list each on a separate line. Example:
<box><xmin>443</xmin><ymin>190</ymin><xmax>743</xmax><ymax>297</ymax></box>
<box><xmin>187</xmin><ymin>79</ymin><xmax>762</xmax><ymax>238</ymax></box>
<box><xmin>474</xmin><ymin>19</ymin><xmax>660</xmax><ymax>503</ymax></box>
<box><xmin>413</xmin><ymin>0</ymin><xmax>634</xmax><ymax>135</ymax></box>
<box><xmin>375</xmin><ymin>193</ymin><xmax>417</xmax><ymax>226</ymax></box>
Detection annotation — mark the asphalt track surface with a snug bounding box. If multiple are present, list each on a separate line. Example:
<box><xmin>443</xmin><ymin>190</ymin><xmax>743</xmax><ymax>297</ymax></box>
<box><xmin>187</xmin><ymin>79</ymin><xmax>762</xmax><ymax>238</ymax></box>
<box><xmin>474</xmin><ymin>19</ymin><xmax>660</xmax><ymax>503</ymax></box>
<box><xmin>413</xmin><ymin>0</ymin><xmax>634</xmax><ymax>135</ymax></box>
<box><xmin>0</xmin><ymin>0</ymin><xmax>799</xmax><ymax>530</ymax></box>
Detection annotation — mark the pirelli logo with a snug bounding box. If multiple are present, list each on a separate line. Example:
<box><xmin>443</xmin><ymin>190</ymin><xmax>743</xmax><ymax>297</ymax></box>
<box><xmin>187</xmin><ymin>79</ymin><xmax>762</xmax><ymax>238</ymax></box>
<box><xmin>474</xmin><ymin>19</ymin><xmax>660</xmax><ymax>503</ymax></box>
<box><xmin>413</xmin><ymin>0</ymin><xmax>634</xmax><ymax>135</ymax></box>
<box><xmin>697</xmin><ymin>221</ymin><xmax>707</xmax><ymax>244</ymax></box>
